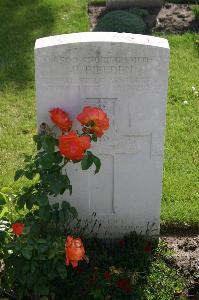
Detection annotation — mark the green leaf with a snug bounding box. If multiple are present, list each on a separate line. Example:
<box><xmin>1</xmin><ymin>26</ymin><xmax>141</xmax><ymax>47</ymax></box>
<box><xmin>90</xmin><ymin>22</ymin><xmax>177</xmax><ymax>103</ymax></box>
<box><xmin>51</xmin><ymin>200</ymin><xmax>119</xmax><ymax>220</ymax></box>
<box><xmin>37</xmin><ymin>239</ymin><xmax>46</xmax><ymax>244</ymax></box>
<box><xmin>0</xmin><ymin>231</ymin><xmax>6</xmax><ymax>242</ymax></box>
<box><xmin>38</xmin><ymin>153</ymin><xmax>54</xmax><ymax>169</ymax></box>
<box><xmin>26</xmin><ymin>196</ymin><xmax>34</xmax><ymax>210</ymax></box>
<box><xmin>0</xmin><ymin>193</ymin><xmax>6</xmax><ymax>206</ymax></box>
<box><xmin>58</xmin><ymin>210</ymin><xmax>65</xmax><ymax>224</ymax></box>
<box><xmin>53</xmin><ymin>151</ymin><xmax>63</xmax><ymax>164</ymax></box>
<box><xmin>70</xmin><ymin>206</ymin><xmax>78</xmax><ymax>219</ymax></box>
<box><xmin>92</xmin><ymin>155</ymin><xmax>101</xmax><ymax>174</ymax></box>
<box><xmin>31</xmin><ymin>260</ymin><xmax>37</xmax><ymax>273</ymax></box>
<box><xmin>38</xmin><ymin>243</ymin><xmax>48</xmax><ymax>254</ymax></box>
<box><xmin>52</xmin><ymin>203</ymin><xmax>59</xmax><ymax>210</ymax></box>
<box><xmin>81</xmin><ymin>152</ymin><xmax>93</xmax><ymax>170</ymax></box>
<box><xmin>37</xmin><ymin>193</ymin><xmax>49</xmax><ymax>207</ymax></box>
<box><xmin>23</xmin><ymin>225</ymin><xmax>30</xmax><ymax>235</ymax></box>
<box><xmin>38</xmin><ymin>207</ymin><xmax>51</xmax><ymax>222</ymax></box>
<box><xmin>61</xmin><ymin>201</ymin><xmax>70</xmax><ymax>221</ymax></box>
<box><xmin>14</xmin><ymin>169</ymin><xmax>24</xmax><ymax>181</ymax></box>
<box><xmin>69</xmin><ymin>185</ymin><xmax>72</xmax><ymax>195</ymax></box>
<box><xmin>56</xmin><ymin>264</ymin><xmax>67</xmax><ymax>280</ymax></box>
<box><xmin>22</xmin><ymin>245</ymin><xmax>33</xmax><ymax>260</ymax></box>
<box><xmin>23</xmin><ymin>154</ymin><xmax>32</xmax><ymax>162</ymax></box>
<box><xmin>48</xmin><ymin>248</ymin><xmax>56</xmax><ymax>259</ymax></box>
<box><xmin>61</xmin><ymin>201</ymin><xmax>70</xmax><ymax>210</ymax></box>
<box><xmin>42</xmin><ymin>173</ymin><xmax>70</xmax><ymax>196</ymax></box>
<box><xmin>1</xmin><ymin>187</ymin><xmax>12</xmax><ymax>194</ymax></box>
<box><xmin>92</xmin><ymin>133</ymin><xmax>97</xmax><ymax>142</ymax></box>
<box><xmin>41</xmin><ymin>135</ymin><xmax>57</xmax><ymax>153</ymax></box>
<box><xmin>24</xmin><ymin>170</ymin><xmax>35</xmax><ymax>180</ymax></box>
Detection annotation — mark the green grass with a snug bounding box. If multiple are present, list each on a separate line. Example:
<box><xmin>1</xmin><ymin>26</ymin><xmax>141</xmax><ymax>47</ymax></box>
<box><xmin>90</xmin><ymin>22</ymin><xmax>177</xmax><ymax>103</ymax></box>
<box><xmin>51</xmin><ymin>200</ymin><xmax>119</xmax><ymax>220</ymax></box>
<box><xmin>64</xmin><ymin>235</ymin><xmax>185</xmax><ymax>300</ymax></box>
<box><xmin>193</xmin><ymin>5</ymin><xmax>199</xmax><ymax>19</ymax></box>
<box><xmin>0</xmin><ymin>0</ymin><xmax>88</xmax><ymax>191</ymax></box>
<box><xmin>0</xmin><ymin>1</ymin><xmax>198</xmax><ymax>226</ymax></box>
<box><xmin>161</xmin><ymin>33</ymin><xmax>199</xmax><ymax>226</ymax></box>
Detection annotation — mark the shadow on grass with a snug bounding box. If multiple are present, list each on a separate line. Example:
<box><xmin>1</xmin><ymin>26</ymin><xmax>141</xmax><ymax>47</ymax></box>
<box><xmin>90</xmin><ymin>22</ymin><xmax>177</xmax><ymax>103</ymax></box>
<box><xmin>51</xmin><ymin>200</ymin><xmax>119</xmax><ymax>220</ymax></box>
<box><xmin>60</xmin><ymin>232</ymin><xmax>159</xmax><ymax>300</ymax></box>
<box><xmin>0</xmin><ymin>0</ymin><xmax>55</xmax><ymax>90</ymax></box>
<box><xmin>63</xmin><ymin>233</ymin><xmax>185</xmax><ymax>300</ymax></box>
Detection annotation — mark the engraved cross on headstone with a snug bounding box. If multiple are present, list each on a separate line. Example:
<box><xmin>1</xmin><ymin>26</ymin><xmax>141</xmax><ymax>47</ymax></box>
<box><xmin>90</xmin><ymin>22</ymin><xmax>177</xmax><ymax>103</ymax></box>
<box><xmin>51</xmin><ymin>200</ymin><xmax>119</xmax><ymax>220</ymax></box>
<box><xmin>83</xmin><ymin>98</ymin><xmax>152</xmax><ymax>215</ymax></box>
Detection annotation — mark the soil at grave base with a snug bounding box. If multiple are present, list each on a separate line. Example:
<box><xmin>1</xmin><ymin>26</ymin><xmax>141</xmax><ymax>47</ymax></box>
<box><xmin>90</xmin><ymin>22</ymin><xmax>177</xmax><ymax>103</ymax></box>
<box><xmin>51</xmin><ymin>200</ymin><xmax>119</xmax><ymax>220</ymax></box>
<box><xmin>88</xmin><ymin>3</ymin><xmax>199</xmax><ymax>33</ymax></box>
<box><xmin>161</xmin><ymin>235</ymin><xmax>199</xmax><ymax>299</ymax></box>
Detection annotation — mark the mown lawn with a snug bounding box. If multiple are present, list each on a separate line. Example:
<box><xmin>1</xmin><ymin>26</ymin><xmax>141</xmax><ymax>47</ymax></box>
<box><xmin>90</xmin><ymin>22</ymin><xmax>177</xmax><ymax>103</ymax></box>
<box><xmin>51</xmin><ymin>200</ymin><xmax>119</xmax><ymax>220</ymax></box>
<box><xmin>0</xmin><ymin>0</ymin><xmax>198</xmax><ymax>226</ymax></box>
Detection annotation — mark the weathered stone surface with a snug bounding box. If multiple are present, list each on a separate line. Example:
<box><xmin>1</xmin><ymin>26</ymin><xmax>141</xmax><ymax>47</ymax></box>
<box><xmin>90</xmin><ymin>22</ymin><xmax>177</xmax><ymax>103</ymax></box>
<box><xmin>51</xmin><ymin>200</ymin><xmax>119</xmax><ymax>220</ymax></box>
<box><xmin>107</xmin><ymin>0</ymin><xmax>163</xmax><ymax>8</ymax></box>
<box><xmin>35</xmin><ymin>32</ymin><xmax>169</xmax><ymax>237</ymax></box>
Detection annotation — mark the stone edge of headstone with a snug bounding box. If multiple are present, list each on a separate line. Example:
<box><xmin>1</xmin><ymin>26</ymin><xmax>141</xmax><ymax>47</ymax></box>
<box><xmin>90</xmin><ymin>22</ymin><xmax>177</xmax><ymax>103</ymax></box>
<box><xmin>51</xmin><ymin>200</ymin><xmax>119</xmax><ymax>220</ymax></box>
<box><xmin>35</xmin><ymin>32</ymin><xmax>169</xmax><ymax>51</ymax></box>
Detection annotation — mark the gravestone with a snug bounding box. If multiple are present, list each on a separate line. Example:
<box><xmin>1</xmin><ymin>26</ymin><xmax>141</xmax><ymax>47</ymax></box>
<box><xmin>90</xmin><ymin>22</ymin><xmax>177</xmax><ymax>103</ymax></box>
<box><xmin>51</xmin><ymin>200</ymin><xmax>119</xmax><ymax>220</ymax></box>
<box><xmin>107</xmin><ymin>0</ymin><xmax>163</xmax><ymax>8</ymax></box>
<box><xmin>35</xmin><ymin>32</ymin><xmax>170</xmax><ymax>238</ymax></box>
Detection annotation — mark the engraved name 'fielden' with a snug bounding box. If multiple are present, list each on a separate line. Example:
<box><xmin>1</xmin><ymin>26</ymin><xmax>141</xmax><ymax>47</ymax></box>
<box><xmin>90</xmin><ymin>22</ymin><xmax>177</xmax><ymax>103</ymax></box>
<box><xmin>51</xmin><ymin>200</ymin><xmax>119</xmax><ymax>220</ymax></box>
<box><xmin>35</xmin><ymin>32</ymin><xmax>170</xmax><ymax>237</ymax></box>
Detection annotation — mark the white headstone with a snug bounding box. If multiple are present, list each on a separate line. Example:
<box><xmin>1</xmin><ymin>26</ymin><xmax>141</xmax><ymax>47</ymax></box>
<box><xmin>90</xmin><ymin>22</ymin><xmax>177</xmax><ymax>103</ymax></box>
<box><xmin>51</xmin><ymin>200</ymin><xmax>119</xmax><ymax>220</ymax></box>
<box><xmin>107</xmin><ymin>0</ymin><xmax>163</xmax><ymax>8</ymax></box>
<box><xmin>35</xmin><ymin>32</ymin><xmax>169</xmax><ymax>238</ymax></box>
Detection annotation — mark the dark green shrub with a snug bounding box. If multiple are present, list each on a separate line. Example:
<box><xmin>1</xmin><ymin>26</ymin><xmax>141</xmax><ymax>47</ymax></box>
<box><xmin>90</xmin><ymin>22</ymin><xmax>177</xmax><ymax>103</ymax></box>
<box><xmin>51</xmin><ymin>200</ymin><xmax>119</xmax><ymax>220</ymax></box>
<box><xmin>94</xmin><ymin>10</ymin><xmax>146</xmax><ymax>34</ymax></box>
<box><xmin>129</xmin><ymin>8</ymin><xmax>149</xmax><ymax>19</ymax></box>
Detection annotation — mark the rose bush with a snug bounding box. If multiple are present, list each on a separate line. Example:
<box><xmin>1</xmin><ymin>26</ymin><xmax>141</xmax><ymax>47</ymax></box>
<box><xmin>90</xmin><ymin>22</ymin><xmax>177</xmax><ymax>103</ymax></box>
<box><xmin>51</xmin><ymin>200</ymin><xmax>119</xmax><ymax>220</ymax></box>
<box><xmin>0</xmin><ymin>105</ymin><xmax>109</xmax><ymax>299</ymax></box>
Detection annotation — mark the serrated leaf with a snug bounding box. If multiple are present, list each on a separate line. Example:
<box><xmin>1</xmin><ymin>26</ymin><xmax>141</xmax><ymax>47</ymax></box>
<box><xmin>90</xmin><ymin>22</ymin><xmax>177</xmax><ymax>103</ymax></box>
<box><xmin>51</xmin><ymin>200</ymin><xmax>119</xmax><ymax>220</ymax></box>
<box><xmin>92</xmin><ymin>155</ymin><xmax>101</xmax><ymax>174</ymax></box>
<box><xmin>41</xmin><ymin>135</ymin><xmax>57</xmax><ymax>153</ymax></box>
<box><xmin>43</xmin><ymin>173</ymin><xmax>69</xmax><ymax>196</ymax></box>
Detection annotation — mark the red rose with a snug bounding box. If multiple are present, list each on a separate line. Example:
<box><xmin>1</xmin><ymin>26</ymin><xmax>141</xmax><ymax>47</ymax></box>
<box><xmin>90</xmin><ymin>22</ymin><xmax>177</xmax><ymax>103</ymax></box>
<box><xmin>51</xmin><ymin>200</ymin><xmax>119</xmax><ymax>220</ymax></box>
<box><xmin>116</xmin><ymin>278</ymin><xmax>132</xmax><ymax>294</ymax></box>
<box><xmin>59</xmin><ymin>131</ymin><xmax>91</xmax><ymax>161</ymax></box>
<box><xmin>12</xmin><ymin>223</ymin><xmax>25</xmax><ymax>236</ymax></box>
<box><xmin>104</xmin><ymin>271</ymin><xmax>111</xmax><ymax>281</ymax></box>
<box><xmin>65</xmin><ymin>235</ymin><xmax>86</xmax><ymax>268</ymax></box>
<box><xmin>77</xmin><ymin>106</ymin><xmax>109</xmax><ymax>137</ymax></box>
<box><xmin>49</xmin><ymin>108</ymin><xmax>72</xmax><ymax>132</ymax></box>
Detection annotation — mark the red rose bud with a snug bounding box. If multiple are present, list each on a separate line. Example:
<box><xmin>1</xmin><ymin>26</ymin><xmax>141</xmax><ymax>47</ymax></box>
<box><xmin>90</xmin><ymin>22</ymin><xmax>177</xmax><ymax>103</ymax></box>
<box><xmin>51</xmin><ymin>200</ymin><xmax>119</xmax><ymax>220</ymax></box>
<box><xmin>49</xmin><ymin>108</ymin><xmax>72</xmax><ymax>132</ymax></box>
<box><xmin>65</xmin><ymin>235</ymin><xmax>87</xmax><ymax>268</ymax></box>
